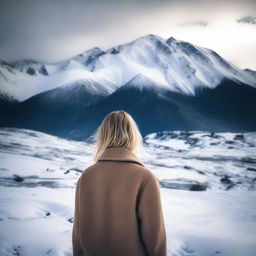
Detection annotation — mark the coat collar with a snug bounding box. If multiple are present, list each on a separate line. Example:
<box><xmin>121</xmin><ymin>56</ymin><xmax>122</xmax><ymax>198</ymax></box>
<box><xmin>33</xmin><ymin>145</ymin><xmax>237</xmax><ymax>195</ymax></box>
<box><xmin>97</xmin><ymin>146</ymin><xmax>144</xmax><ymax>167</ymax></box>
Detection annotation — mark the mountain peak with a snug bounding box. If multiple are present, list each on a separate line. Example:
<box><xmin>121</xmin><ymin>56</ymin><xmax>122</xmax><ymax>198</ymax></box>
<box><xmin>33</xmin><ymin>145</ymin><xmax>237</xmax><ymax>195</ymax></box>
<box><xmin>130</xmin><ymin>33</ymin><xmax>165</xmax><ymax>45</ymax></box>
<box><xmin>72</xmin><ymin>47</ymin><xmax>104</xmax><ymax>60</ymax></box>
<box><xmin>166</xmin><ymin>36</ymin><xmax>177</xmax><ymax>45</ymax></box>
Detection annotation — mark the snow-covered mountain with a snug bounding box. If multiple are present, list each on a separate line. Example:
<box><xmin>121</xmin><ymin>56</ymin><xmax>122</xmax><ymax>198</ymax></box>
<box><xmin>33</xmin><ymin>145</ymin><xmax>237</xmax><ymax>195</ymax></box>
<box><xmin>1</xmin><ymin>34</ymin><xmax>256</xmax><ymax>102</ymax></box>
<box><xmin>2</xmin><ymin>75</ymin><xmax>255</xmax><ymax>140</ymax></box>
<box><xmin>1</xmin><ymin>34</ymin><xmax>256</xmax><ymax>139</ymax></box>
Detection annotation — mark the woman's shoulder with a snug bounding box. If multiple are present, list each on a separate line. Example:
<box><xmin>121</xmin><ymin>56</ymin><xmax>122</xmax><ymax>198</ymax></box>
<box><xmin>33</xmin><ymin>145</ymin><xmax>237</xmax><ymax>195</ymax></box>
<box><xmin>79</xmin><ymin>162</ymin><xmax>98</xmax><ymax>177</ymax></box>
<box><xmin>77</xmin><ymin>160</ymin><xmax>158</xmax><ymax>190</ymax></box>
<box><xmin>127</xmin><ymin>163</ymin><xmax>158</xmax><ymax>188</ymax></box>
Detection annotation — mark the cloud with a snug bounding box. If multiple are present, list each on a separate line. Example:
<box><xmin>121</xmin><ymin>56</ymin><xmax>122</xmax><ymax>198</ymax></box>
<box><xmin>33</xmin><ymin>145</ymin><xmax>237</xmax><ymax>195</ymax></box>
<box><xmin>0</xmin><ymin>0</ymin><xmax>255</xmax><ymax>69</ymax></box>
<box><xmin>237</xmin><ymin>16</ymin><xmax>256</xmax><ymax>25</ymax></box>
<box><xmin>179</xmin><ymin>21</ymin><xmax>208</xmax><ymax>27</ymax></box>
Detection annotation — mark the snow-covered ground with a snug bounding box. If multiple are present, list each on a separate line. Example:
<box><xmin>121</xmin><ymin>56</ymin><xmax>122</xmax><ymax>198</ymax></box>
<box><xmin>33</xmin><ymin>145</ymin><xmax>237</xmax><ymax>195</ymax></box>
<box><xmin>0</xmin><ymin>127</ymin><xmax>255</xmax><ymax>255</ymax></box>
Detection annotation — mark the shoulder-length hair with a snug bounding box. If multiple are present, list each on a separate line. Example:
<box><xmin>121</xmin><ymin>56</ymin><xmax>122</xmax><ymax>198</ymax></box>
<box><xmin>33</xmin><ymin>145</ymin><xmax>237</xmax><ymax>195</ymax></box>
<box><xmin>93</xmin><ymin>110</ymin><xmax>143</xmax><ymax>161</ymax></box>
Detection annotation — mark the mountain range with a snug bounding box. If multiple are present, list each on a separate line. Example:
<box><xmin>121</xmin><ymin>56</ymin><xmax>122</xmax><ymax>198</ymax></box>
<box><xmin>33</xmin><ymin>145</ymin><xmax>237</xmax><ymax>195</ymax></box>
<box><xmin>1</xmin><ymin>34</ymin><xmax>256</xmax><ymax>140</ymax></box>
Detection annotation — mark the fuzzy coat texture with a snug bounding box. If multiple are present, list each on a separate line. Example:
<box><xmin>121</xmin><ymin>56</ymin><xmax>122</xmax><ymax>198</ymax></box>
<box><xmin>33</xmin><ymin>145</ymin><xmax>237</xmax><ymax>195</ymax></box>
<box><xmin>72</xmin><ymin>146</ymin><xmax>167</xmax><ymax>256</ymax></box>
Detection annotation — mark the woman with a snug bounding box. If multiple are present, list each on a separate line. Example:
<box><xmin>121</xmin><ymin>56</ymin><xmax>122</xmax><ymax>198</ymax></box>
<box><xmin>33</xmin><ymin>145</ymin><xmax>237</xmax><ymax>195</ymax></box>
<box><xmin>72</xmin><ymin>110</ymin><xmax>167</xmax><ymax>256</ymax></box>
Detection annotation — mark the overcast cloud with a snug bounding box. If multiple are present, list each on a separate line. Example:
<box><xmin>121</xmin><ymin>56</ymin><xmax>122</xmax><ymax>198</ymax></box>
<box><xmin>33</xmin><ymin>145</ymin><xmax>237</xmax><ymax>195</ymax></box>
<box><xmin>0</xmin><ymin>0</ymin><xmax>255</xmax><ymax>69</ymax></box>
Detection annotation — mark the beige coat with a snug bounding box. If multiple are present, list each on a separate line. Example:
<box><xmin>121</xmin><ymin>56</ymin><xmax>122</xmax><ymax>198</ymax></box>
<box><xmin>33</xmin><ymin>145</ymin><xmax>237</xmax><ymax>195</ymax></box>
<box><xmin>72</xmin><ymin>146</ymin><xmax>167</xmax><ymax>256</ymax></box>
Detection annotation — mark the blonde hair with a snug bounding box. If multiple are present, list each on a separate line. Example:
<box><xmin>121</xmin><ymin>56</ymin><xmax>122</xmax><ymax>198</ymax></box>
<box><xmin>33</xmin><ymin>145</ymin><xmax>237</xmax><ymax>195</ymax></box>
<box><xmin>93</xmin><ymin>110</ymin><xmax>144</xmax><ymax>161</ymax></box>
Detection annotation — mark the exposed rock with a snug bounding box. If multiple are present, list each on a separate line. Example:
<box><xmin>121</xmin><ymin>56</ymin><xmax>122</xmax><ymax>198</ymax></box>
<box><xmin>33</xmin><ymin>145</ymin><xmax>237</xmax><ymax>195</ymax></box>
<box><xmin>220</xmin><ymin>175</ymin><xmax>232</xmax><ymax>184</ymax></box>
<box><xmin>246</xmin><ymin>167</ymin><xmax>256</xmax><ymax>172</ymax></box>
<box><xmin>68</xmin><ymin>217</ymin><xmax>74</xmax><ymax>223</ymax></box>
<box><xmin>225</xmin><ymin>140</ymin><xmax>235</xmax><ymax>144</ymax></box>
<box><xmin>220</xmin><ymin>175</ymin><xmax>236</xmax><ymax>190</ymax></box>
<box><xmin>190</xmin><ymin>183</ymin><xmax>208</xmax><ymax>191</ymax></box>
<box><xmin>210</xmin><ymin>142</ymin><xmax>220</xmax><ymax>146</ymax></box>
<box><xmin>39</xmin><ymin>65</ymin><xmax>48</xmax><ymax>76</ymax></box>
<box><xmin>64</xmin><ymin>168</ymin><xmax>83</xmax><ymax>174</ymax></box>
<box><xmin>13</xmin><ymin>174</ymin><xmax>23</xmax><ymax>182</ymax></box>
<box><xmin>45</xmin><ymin>168</ymin><xmax>55</xmax><ymax>172</ymax></box>
<box><xmin>26</xmin><ymin>67</ymin><xmax>35</xmax><ymax>75</ymax></box>
<box><xmin>234</xmin><ymin>134</ymin><xmax>244</xmax><ymax>140</ymax></box>
<box><xmin>240</xmin><ymin>157</ymin><xmax>256</xmax><ymax>164</ymax></box>
<box><xmin>159</xmin><ymin>179</ymin><xmax>208</xmax><ymax>191</ymax></box>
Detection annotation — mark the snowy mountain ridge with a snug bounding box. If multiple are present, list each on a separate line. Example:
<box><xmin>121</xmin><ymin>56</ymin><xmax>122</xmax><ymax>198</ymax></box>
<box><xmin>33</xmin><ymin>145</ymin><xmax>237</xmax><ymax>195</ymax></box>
<box><xmin>1</xmin><ymin>34</ymin><xmax>256</xmax><ymax>101</ymax></box>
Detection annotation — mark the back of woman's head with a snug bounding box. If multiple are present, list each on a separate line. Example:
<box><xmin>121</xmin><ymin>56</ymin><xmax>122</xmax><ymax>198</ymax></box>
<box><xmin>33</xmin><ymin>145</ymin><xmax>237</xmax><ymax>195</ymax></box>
<box><xmin>93</xmin><ymin>110</ymin><xmax>143</xmax><ymax>161</ymax></box>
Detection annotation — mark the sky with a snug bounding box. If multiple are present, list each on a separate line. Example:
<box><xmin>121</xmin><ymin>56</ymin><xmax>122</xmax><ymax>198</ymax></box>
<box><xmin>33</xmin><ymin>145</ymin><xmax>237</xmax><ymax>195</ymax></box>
<box><xmin>0</xmin><ymin>0</ymin><xmax>255</xmax><ymax>70</ymax></box>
